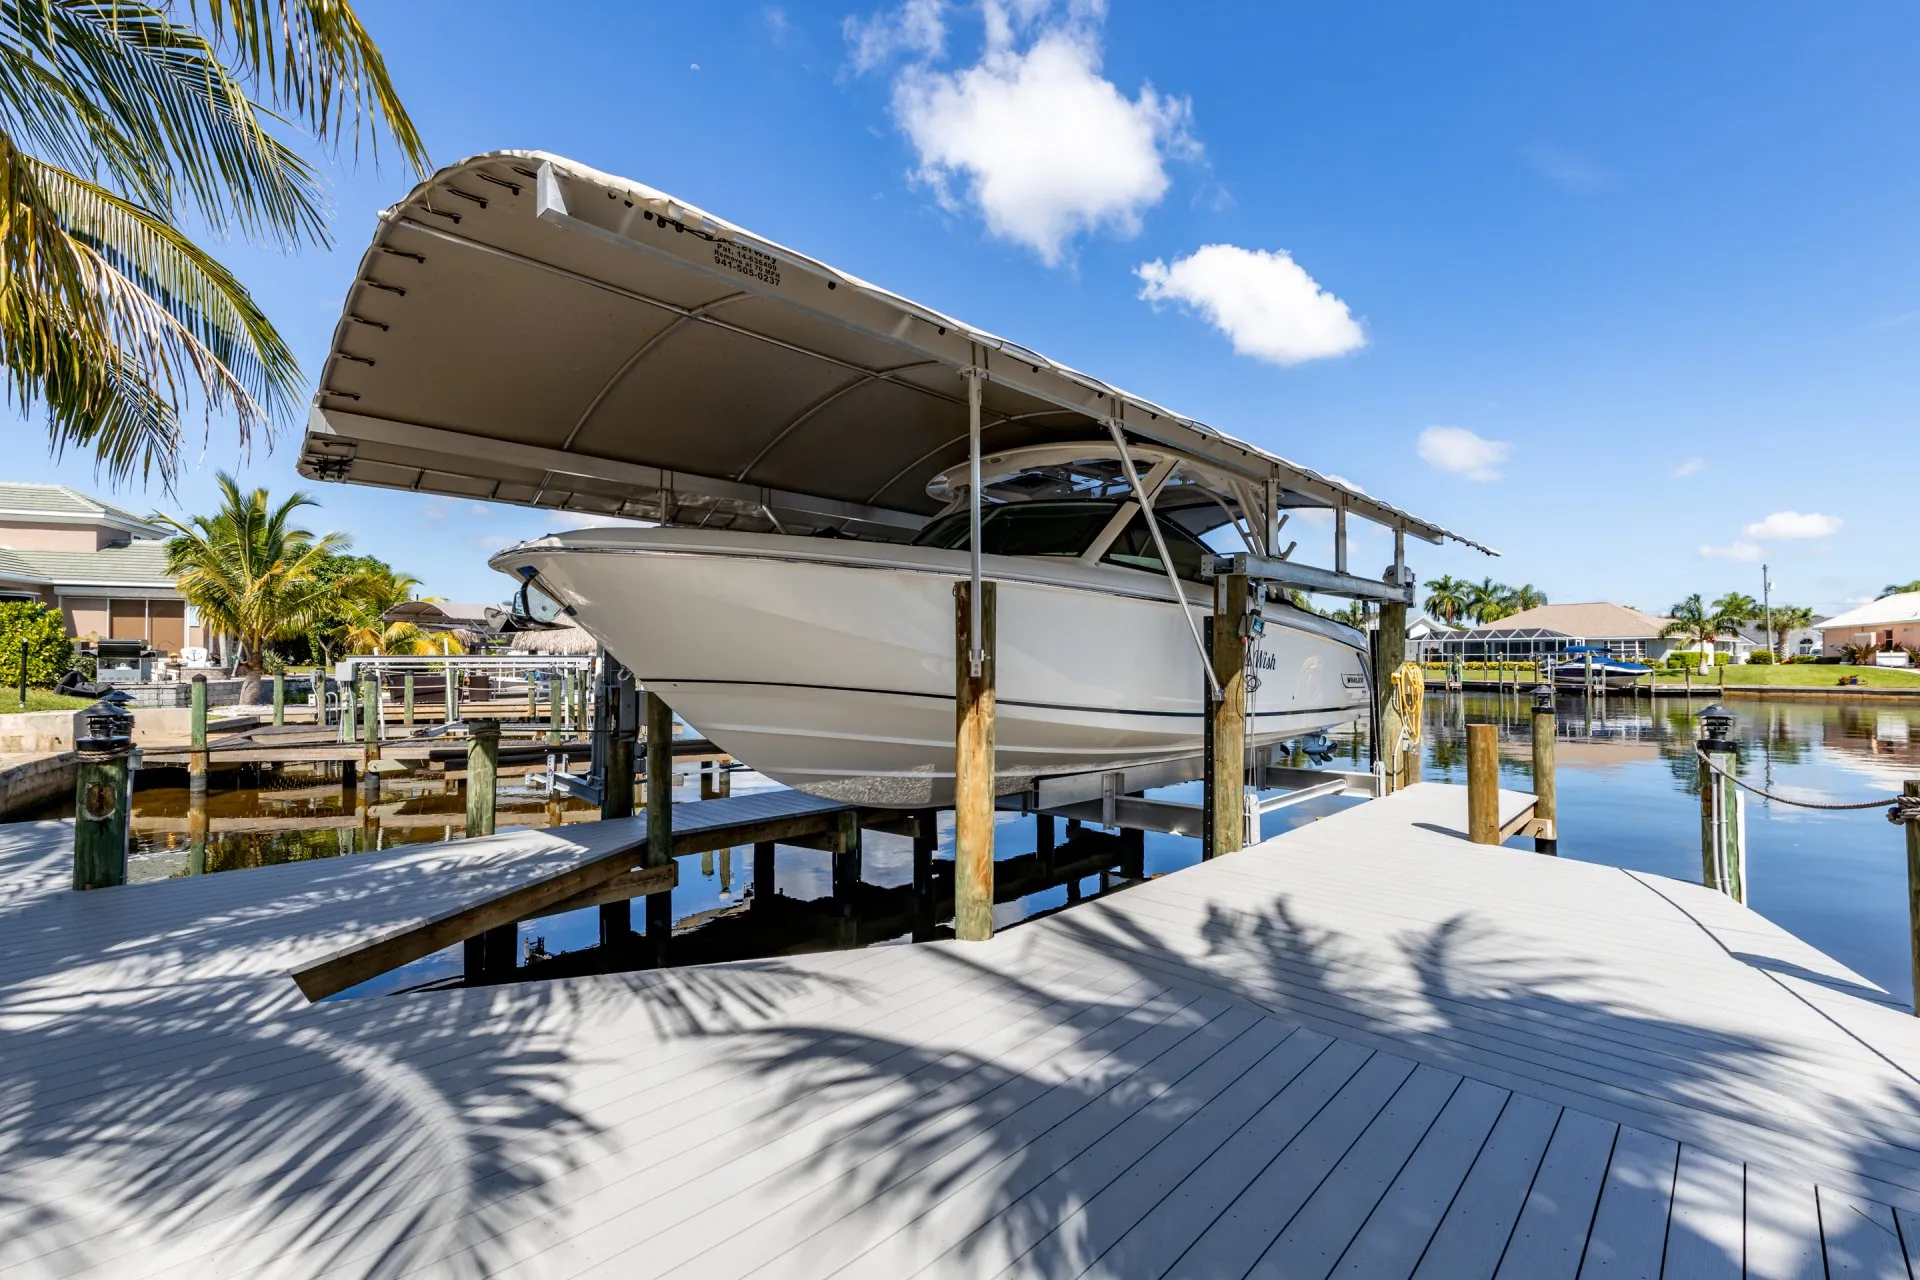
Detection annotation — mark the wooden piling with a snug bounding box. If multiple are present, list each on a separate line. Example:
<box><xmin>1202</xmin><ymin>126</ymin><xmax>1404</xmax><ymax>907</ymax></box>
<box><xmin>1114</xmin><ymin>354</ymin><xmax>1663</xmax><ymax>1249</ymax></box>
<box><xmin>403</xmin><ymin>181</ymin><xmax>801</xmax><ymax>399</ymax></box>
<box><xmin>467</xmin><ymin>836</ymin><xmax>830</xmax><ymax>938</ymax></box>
<box><xmin>1209</xmin><ymin>574</ymin><xmax>1249</xmax><ymax>856</ymax></box>
<box><xmin>189</xmin><ymin>674</ymin><xmax>208</xmax><ymax>782</ymax></box>
<box><xmin>912</xmin><ymin>809</ymin><xmax>938</xmax><ymax>941</ymax></box>
<box><xmin>444</xmin><ymin>660</ymin><xmax>458</xmax><ymax>724</ymax></box>
<box><xmin>753</xmin><ymin>840</ymin><xmax>776</xmax><ymax>914</ymax></box>
<box><xmin>272</xmin><ymin>672</ymin><xmax>285</xmax><ymax>727</ymax></box>
<box><xmin>465</xmin><ymin>719</ymin><xmax>500</xmax><ymax>839</ymax></box>
<box><xmin>1531</xmin><ymin>696</ymin><xmax>1558</xmax><ymax>855</ymax></box>
<box><xmin>953</xmin><ymin>579</ymin><xmax>996</xmax><ymax>942</ymax></box>
<box><xmin>599</xmin><ymin>681</ymin><xmax>636</xmax><ymax>950</ymax></box>
<box><xmin>549</xmin><ymin>674</ymin><xmax>563</xmax><ymax>743</ymax></box>
<box><xmin>1466</xmin><ymin>722</ymin><xmax>1499</xmax><ymax>844</ymax></box>
<box><xmin>186</xmin><ymin>787</ymin><xmax>208</xmax><ymax>876</ymax></box>
<box><xmin>1036</xmin><ymin>812</ymin><xmax>1055</xmax><ymax>876</ymax></box>
<box><xmin>832</xmin><ymin>809</ymin><xmax>861</xmax><ymax>911</ymax></box>
<box><xmin>338</xmin><ymin>674</ymin><xmax>353</xmax><ymax>744</ymax></box>
<box><xmin>360</xmin><ymin>673</ymin><xmax>379</xmax><ymax>745</ymax></box>
<box><xmin>1904</xmin><ymin>781</ymin><xmax>1920</xmax><ymax>1017</ymax></box>
<box><xmin>403</xmin><ymin>672</ymin><xmax>415</xmax><ymax>727</ymax></box>
<box><xmin>1375</xmin><ymin>597</ymin><xmax>1408</xmax><ymax>794</ymax></box>
<box><xmin>72</xmin><ymin>731</ymin><xmax>132</xmax><ymax>890</ymax></box>
<box><xmin>645</xmin><ymin>691</ymin><xmax>675</xmax><ymax>965</ymax></box>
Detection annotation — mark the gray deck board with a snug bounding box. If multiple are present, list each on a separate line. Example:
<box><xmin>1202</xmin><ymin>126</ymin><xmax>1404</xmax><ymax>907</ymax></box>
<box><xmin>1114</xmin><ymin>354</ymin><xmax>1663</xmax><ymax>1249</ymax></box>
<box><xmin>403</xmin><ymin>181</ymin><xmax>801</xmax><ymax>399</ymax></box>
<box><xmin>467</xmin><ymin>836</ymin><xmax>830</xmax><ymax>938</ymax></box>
<box><xmin>1492</xmin><ymin>1109</ymin><xmax>1618</xmax><ymax>1279</ymax></box>
<box><xmin>1328</xmin><ymin>1079</ymin><xmax>1511</xmax><ymax>1280</ymax></box>
<box><xmin>1658</xmin><ymin>1145</ymin><xmax>1743</xmax><ymax>1279</ymax></box>
<box><xmin>1578</xmin><ymin>1126</ymin><xmax>1680</xmax><ymax>1279</ymax></box>
<box><xmin>6</xmin><ymin>782</ymin><xmax>1920</xmax><ymax>1276</ymax></box>
<box><xmin>1248</xmin><ymin>1063</ymin><xmax>1462</xmax><ymax>1280</ymax></box>
<box><xmin>1410</xmin><ymin>1094</ymin><xmax>1562</xmax><ymax>1280</ymax></box>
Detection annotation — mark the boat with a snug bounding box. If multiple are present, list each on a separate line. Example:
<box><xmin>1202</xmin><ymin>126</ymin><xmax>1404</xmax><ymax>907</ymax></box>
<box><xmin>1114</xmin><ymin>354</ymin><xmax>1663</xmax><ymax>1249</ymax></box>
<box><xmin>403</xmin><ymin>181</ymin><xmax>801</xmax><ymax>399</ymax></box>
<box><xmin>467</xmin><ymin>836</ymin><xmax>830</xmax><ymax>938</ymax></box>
<box><xmin>1549</xmin><ymin>647</ymin><xmax>1651</xmax><ymax>690</ymax></box>
<box><xmin>297</xmin><ymin>152</ymin><xmax>1493</xmax><ymax>806</ymax></box>
<box><xmin>495</xmin><ymin>446</ymin><xmax>1373</xmax><ymax>805</ymax></box>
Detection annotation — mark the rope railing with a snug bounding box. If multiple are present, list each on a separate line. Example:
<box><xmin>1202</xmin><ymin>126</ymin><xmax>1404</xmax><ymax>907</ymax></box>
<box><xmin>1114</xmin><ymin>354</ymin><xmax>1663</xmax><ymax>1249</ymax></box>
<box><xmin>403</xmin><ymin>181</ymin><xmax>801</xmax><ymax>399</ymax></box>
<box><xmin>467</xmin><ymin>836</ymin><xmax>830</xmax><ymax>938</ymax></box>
<box><xmin>1696</xmin><ymin>749</ymin><xmax>1918</xmax><ymax>821</ymax></box>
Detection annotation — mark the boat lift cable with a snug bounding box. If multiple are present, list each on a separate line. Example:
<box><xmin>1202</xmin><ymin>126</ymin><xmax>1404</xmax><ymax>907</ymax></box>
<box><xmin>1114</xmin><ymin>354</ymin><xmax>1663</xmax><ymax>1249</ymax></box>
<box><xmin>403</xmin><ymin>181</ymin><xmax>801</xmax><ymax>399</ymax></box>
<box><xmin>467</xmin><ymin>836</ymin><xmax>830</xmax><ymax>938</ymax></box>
<box><xmin>1105</xmin><ymin>416</ymin><xmax>1222</xmax><ymax>702</ymax></box>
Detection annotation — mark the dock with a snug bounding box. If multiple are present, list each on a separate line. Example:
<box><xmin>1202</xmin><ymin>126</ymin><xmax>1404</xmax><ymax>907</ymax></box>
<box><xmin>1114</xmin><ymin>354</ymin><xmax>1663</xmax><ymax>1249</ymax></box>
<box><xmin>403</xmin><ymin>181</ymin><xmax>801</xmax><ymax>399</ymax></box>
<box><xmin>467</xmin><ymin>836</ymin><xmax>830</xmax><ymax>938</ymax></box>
<box><xmin>4</xmin><ymin>781</ymin><xmax>1920</xmax><ymax>1276</ymax></box>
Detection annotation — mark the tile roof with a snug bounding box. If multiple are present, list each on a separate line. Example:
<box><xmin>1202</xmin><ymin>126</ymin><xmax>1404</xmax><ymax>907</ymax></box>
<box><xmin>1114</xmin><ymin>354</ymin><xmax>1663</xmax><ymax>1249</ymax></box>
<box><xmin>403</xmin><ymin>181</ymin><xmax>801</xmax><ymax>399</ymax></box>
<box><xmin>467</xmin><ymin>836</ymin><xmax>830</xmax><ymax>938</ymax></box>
<box><xmin>8</xmin><ymin>542</ymin><xmax>176</xmax><ymax>586</ymax></box>
<box><xmin>1476</xmin><ymin>601</ymin><xmax>1673</xmax><ymax>639</ymax></box>
<box><xmin>0</xmin><ymin>483</ymin><xmax>162</xmax><ymax>532</ymax></box>
<box><xmin>1814</xmin><ymin>591</ymin><xmax>1920</xmax><ymax>632</ymax></box>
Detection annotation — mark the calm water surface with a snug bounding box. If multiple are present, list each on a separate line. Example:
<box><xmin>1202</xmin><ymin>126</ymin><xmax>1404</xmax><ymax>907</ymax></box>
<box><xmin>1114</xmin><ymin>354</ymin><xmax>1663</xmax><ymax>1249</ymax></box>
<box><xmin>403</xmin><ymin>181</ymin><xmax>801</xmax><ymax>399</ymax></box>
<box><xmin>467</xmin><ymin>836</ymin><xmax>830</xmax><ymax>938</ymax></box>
<box><xmin>1419</xmin><ymin>691</ymin><xmax>1920</xmax><ymax>1005</ymax></box>
<box><xmin>44</xmin><ymin>692</ymin><xmax>1920</xmax><ymax>1004</ymax></box>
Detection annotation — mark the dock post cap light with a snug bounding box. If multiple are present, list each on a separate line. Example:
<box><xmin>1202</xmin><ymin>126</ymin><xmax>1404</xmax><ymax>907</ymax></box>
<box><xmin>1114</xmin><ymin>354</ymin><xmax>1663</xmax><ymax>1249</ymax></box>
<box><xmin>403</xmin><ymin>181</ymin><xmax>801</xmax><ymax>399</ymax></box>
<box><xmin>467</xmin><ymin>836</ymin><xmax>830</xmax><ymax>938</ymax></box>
<box><xmin>1698</xmin><ymin>703</ymin><xmax>1736</xmax><ymax>742</ymax></box>
<box><xmin>77</xmin><ymin>699</ymin><xmax>135</xmax><ymax>755</ymax></box>
<box><xmin>1532</xmin><ymin>685</ymin><xmax>1555</xmax><ymax>713</ymax></box>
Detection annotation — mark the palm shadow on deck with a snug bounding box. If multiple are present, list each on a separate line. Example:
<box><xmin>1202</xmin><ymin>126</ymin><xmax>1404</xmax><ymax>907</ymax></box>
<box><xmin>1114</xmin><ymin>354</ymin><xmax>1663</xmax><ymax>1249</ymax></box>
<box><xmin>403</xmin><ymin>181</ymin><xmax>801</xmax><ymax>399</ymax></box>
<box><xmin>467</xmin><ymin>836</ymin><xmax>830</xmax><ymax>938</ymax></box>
<box><xmin>697</xmin><ymin>884</ymin><xmax>1920</xmax><ymax>1278</ymax></box>
<box><xmin>0</xmin><ymin>819</ymin><xmax>860</xmax><ymax>1278</ymax></box>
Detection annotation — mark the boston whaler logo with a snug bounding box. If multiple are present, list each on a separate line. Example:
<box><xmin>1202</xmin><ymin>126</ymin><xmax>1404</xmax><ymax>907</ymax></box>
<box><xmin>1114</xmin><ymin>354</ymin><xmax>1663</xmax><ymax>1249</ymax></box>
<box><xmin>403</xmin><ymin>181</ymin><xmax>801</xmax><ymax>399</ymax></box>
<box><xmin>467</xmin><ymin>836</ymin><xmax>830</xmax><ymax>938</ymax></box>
<box><xmin>1342</xmin><ymin>672</ymin><xmax>1367</xmax><ymax>689</ymax></box>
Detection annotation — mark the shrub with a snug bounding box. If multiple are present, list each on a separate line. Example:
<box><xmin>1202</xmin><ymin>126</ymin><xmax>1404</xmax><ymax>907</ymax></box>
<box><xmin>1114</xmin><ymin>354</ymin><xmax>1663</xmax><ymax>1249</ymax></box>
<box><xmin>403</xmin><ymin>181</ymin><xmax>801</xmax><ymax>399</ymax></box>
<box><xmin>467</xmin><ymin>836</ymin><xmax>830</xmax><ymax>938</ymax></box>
<box><xmin>1746</xmin><ymin>649</ymin><xmax>1775</xmax><ymax>664</ymax></box>
<box><xmin>1714</xmin><ymin>652</ymin><xmax>1732</xmax><ymax>666</ymax></box>
<box><xmin>0</xmin><ymin>602</ymin><xmax>76</xmax><ymax>689</ymax></box>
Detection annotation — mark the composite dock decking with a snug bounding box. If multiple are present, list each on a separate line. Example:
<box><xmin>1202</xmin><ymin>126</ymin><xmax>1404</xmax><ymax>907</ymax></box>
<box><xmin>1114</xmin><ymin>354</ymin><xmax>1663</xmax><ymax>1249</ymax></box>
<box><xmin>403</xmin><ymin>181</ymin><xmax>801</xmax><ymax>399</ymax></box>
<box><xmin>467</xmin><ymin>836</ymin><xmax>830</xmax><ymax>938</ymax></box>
<box><xmin>3</xmin><ymin>782</ymin><xmax>1920</xmax><ymax>1276</ymax></box>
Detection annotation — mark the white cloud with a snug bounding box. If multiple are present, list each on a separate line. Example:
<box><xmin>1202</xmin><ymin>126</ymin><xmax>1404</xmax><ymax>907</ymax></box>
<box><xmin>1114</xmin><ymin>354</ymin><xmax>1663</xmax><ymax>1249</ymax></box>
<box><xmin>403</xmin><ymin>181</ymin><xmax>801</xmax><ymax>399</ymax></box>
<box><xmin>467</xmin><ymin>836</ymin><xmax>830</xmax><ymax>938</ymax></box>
<box><xmin>1134</xmin><ymin>244</ymin><xmax>1365</xmax><ymax>366</ymax></box>
<box><xmin>1743</xmin><ymin>511</ymin><xmax>1842</xmax><ymax>540</ymax></box>
<box><xmin>1669</xmin><ymin>457</ymin><xmax>1704</xmax><ymax>479</ymax></box>
<box><xmin>856</xmin><ymin>1</ymin><xmax>1195</xmax><ymax>265</ymax></box>
<box><xmin>1416</xmin><ymin>426</ymin><xmax>1510</xmax><ymax>482</ymax></box>
<box><xmin>1700</xmin><ymin>541</ymin><xmax>1763</xmax><ymax>562</ymax></box>
<box><xmin>844</xmin><ymin>0</ymin><xmax>948</xmax><ymax>72</ymax></box>
<box><xmin>1524</xmin><ymin>143</ymin><xmax>1610</xmax><ymax>192</ymax></box>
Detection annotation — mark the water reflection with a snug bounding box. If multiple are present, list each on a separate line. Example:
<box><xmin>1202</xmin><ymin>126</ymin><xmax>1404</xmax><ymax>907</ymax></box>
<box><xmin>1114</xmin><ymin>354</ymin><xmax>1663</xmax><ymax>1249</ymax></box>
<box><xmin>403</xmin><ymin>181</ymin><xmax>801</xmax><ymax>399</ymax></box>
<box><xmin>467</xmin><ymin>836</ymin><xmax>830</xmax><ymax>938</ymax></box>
<box><xmin>1422</xmin><ymin>689</ymin><xmax>1920</xmax><ymax>1004</ymax></box>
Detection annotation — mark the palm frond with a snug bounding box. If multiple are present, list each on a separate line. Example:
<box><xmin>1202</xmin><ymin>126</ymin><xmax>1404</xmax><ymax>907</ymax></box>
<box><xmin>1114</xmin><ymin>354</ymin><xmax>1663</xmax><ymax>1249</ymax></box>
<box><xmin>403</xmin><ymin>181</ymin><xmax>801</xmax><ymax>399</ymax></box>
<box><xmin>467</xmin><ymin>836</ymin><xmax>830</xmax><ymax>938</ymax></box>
<box><xmin>1</xmin><ymin>0</ymin><xmax>334</xmax><ymax>245</ymax></box>
<box><xmin>4</xmin><ymin>148</ymin><xmax>297</xmax><ymax>479</ymax></box>
<box><xmin>190</xmin><ymin>0</ymin><xmax>427</xmax><ymax>175</ymax></box>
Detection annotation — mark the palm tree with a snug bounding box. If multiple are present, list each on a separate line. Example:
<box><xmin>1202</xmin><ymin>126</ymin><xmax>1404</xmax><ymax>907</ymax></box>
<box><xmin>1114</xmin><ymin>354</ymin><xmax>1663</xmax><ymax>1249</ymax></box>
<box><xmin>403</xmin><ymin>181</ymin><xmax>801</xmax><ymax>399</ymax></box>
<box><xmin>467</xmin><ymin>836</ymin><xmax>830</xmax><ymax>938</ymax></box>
<box><xmin>1508</xmin><ymin>583</ymin><xmax>1547</xmax><ymax>612</ymax></box>
<box><xmin>1712</xmin><ymin>592</ymin><xmax>1760</xmax><ymax>627</ymax></box>
<box><xmin>1422</xmin><ymin>575</ymin><xmax>1470</xmax><ymax>626</ymax></box>
<box><xmin>339</xmin><ymin>568</ymin><xmax>464</xmax><ymax>656</ymax></box>
<box><xmin>3</xmin><ymin>2</ymin><xmax>425</xmax><ymax>483</ymax></box>
<box><xmin>1882</xmin><ymin>580</ymin><xmax>1920</xmax><ymax>599</ymax></box>
<box><xmin>1465</xmin><ymin>578</ymin><xmax>1514</xmax><ymax>625</ymax></box>
<box><xmin>1768</xmin><ymin>604</ymin><xmax>1816</xmax><ymax>658</ymax></box>
<box><xmin>1660</xmin><ymin>593</ymin><xmax>1739</xmax><ymax>673</ymax></box>
<box><xmin>155</xmin><ymin>473</ymin><xmax>349</xmax><ymax>700</ymax></box>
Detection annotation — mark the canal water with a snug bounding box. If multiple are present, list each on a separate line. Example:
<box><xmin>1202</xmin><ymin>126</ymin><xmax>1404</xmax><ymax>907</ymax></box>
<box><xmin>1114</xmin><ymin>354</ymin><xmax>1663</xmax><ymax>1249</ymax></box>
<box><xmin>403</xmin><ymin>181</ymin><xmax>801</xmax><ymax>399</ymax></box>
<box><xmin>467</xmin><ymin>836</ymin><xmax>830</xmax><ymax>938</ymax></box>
<box><xmin>38</xmin><ymin>692</ymin><xmax>1920</xmax><ymax>1005</ymax></box>
<box><xmin>1416</xmin><ymin>691</ymin><xmax>1920</xmax><ymax>1007</ymax></box>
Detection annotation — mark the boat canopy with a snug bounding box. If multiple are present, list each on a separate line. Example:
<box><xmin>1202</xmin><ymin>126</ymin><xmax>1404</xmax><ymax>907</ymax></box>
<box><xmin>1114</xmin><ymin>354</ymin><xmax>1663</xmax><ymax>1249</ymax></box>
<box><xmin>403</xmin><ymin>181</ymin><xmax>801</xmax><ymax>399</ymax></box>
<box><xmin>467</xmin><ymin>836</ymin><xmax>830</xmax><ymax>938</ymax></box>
<box><xmin>299</xmin><ymin>151</ymin><xmax>1491</xmax><ymax>556</ymax></box>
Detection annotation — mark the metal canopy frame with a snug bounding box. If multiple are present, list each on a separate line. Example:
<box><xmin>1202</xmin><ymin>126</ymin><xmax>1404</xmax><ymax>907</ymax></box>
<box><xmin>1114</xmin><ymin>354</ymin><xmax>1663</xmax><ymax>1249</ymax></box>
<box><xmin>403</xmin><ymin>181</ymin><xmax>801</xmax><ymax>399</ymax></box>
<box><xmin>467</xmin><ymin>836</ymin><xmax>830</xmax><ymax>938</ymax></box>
<box><xmin>299</xmin><ymin>152</ymin><xmax>1493</xmax><ymax>584</ymax></box>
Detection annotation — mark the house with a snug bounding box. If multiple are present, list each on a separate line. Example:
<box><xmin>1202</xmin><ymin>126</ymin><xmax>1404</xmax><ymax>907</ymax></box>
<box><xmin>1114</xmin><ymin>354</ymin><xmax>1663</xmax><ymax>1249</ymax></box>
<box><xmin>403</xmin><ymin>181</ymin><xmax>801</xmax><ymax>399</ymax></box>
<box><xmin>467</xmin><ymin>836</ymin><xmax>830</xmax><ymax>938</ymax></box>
<box><xmin>0</xmin><ymin>484</ymin><xmax>199</xmax><ymax>656</ymax></box>
<box><xmin>1811</xmin><ymin>592</ymin><xmax>1920</xmax><ymax>657</ymax></box>
<box><xmin>1413</xmin><ymin>602</ymin><xmax>1676</xmax><ymax>662</ymax></box>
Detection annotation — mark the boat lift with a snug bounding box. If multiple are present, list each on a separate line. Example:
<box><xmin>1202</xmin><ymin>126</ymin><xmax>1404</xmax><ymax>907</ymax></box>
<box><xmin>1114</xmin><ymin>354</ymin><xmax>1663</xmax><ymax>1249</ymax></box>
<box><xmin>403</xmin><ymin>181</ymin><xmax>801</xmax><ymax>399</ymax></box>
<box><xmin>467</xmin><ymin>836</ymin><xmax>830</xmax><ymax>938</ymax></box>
<box><xmin>296</xmin><ymin>150</ymin><xmax>1493</xmax><ymax>943</ymax></box>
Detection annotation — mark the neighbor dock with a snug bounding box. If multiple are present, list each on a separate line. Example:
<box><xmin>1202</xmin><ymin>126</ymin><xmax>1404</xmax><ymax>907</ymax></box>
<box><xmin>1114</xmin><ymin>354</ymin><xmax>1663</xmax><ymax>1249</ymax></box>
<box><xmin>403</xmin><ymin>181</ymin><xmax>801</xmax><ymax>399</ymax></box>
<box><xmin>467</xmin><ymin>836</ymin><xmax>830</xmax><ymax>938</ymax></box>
<box><xmin>5</xmin><ymin>780</ymin><xmax>1920</xmax><ymax>1276</ymax></box>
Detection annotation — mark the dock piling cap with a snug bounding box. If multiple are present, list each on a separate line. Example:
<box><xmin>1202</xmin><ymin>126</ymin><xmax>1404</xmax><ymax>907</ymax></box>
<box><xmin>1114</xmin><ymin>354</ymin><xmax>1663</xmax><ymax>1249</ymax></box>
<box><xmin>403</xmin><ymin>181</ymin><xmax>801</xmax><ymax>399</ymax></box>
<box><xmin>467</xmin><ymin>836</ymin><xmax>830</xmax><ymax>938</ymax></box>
<box><xmin>1697</xmin><ymin>703</ymin><xmax>1736</xmax><ymax>743</ymax></box>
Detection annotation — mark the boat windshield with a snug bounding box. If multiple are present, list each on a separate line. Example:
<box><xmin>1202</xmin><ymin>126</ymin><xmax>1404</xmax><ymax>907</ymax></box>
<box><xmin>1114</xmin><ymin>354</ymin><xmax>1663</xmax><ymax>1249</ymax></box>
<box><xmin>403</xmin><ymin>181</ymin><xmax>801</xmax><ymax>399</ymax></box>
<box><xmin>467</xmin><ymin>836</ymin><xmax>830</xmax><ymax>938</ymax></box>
<box><xmin>1101</xmin><ymin>509</ymin><xmax>1212</xmax><ymax>582</ymax></box>
<box><xmin>912</xmin><ymin>501</ymin><xmax>1120</xmax><ymax>557</ymax></box>
<box><xmin>911</xmin><ymin>500</ymin><xmax>1214</xmax><ymax>582</ymax></box>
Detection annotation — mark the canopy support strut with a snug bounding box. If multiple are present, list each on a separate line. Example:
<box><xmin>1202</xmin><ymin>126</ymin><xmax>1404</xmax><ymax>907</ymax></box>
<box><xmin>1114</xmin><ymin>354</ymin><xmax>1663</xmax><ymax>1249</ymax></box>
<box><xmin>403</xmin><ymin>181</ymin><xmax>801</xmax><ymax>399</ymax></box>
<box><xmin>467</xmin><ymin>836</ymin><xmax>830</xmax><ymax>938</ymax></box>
<box><xmin>1105</xmin><ymin>417</ymin><xmax>1222</xmax><ymax>702</ymax></box>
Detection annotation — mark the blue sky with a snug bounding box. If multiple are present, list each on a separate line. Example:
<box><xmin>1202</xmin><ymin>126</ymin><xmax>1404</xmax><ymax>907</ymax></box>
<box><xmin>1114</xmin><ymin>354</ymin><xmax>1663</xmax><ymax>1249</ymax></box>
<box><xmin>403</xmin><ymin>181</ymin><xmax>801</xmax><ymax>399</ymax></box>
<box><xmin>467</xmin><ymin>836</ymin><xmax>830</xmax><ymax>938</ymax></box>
<box><xmin>10</xmin><ymin>0</ymin><xmax>1919</xmax><ymax>613</ymax></box>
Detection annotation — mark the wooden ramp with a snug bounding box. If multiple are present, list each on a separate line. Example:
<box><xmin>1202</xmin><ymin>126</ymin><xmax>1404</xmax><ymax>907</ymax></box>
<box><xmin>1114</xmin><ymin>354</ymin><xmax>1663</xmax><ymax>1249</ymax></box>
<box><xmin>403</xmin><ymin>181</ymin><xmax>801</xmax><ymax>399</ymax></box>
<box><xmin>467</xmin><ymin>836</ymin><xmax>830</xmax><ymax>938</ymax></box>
<box><xmin>4</xmin><ymin>782</ymin><xmax>1920</xmax><ymax>1276</ymax></box>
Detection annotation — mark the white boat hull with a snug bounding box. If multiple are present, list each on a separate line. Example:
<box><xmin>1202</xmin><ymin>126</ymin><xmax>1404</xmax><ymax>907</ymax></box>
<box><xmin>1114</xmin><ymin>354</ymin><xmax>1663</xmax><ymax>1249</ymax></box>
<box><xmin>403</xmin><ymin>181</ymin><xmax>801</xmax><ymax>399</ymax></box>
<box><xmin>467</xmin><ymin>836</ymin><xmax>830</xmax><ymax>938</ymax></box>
<box><xmin>495</xmin><ymin>530</ymin><xmax>1370</xmax><ymax>806</ymax></box>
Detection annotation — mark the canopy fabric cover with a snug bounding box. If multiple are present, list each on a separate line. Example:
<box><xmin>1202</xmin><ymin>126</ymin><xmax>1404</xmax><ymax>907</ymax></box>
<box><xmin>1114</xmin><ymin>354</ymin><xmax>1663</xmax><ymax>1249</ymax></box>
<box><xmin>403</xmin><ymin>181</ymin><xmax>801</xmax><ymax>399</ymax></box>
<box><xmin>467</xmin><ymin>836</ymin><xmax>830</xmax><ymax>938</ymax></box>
<box><xmin>300</xmin><ymin>151</ymin><xmax>1489</xmax><ymax>555</ymax></box>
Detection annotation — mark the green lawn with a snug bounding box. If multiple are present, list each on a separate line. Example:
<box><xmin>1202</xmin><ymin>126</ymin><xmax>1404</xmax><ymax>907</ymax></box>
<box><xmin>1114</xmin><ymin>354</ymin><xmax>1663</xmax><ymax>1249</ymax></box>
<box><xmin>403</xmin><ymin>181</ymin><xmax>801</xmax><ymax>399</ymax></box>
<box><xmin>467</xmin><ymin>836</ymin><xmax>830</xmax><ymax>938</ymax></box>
<box><xmin>0</xmin><ymin>689</ymin><xmax>99</xmax><ymax>715</ymax></box>
<box><xmin>1650</xmin><ymin>664</ymin><xmax>1920</xmax><ymax>689</ymax></box>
